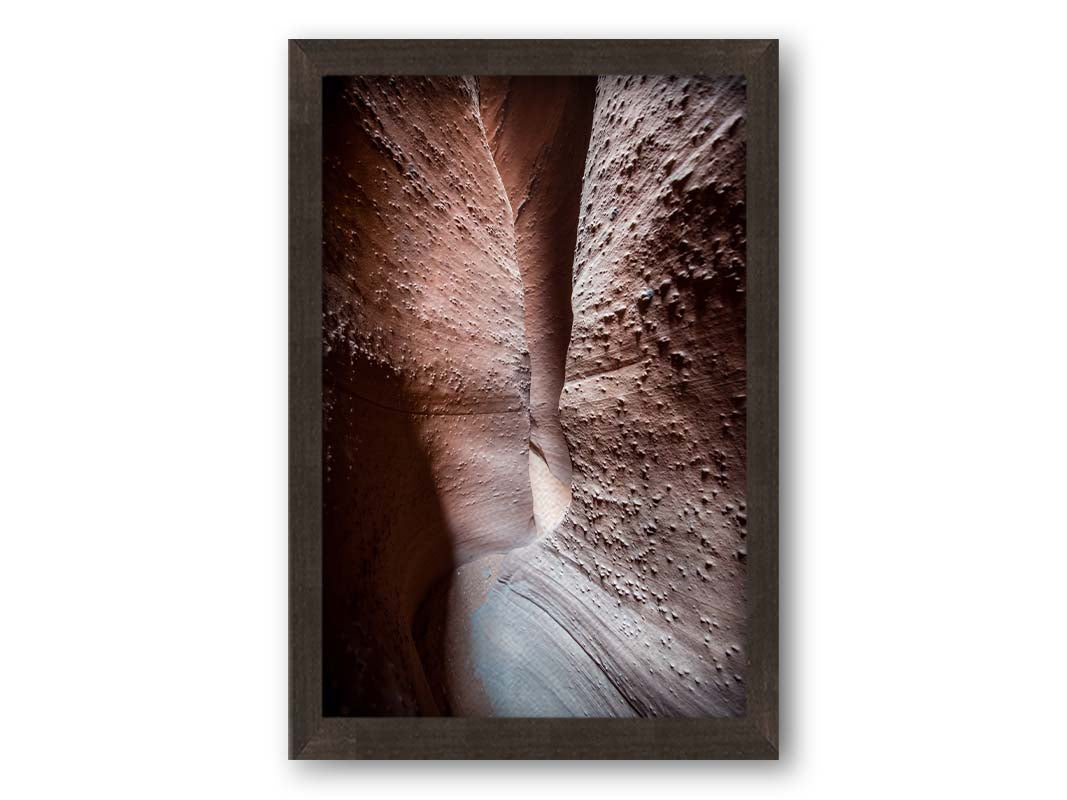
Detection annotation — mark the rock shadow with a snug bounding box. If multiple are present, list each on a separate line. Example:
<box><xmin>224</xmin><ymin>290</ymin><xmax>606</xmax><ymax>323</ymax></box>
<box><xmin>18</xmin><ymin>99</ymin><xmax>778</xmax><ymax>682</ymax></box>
<box><xmin>322</xmin><ymin>378</ymin><xmax>457</xmax><ymax>716</ymax></box>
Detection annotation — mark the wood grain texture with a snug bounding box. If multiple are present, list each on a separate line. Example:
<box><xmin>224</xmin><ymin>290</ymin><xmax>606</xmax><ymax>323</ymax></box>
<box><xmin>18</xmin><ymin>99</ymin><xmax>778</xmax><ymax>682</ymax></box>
<box><xmin>289</xmin><ymin>39</ymin><xmax>778</xmax><ymax>759</ymax></box>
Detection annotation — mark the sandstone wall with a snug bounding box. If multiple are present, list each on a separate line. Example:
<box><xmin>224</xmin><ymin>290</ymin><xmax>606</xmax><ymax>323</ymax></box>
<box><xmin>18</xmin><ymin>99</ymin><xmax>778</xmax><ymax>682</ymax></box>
<box><xmin>322</xmin><ymin>76</ymin><xmax>533</xmax><ymax>715</ymax></box>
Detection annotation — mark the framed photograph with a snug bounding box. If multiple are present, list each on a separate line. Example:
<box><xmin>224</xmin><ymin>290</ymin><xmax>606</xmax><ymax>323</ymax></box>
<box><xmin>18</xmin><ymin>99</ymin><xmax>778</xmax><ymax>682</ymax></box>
<box><xmin>290</xmin><ymin>39</ymin><xmax>778</xmax><ymax>759</ymax></box>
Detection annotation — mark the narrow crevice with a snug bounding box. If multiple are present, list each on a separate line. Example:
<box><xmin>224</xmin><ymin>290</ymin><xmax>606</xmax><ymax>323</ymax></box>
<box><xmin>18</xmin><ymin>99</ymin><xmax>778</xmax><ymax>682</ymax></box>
<box><xmin>478</xmin><ymin>76</ymin><xmax>596</xmax><ymax>536</ymax></box>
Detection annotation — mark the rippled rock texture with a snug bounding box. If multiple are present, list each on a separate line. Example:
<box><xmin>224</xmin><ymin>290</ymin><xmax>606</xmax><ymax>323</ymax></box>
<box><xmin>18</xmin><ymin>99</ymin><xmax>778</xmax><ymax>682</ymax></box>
<box><xmin>323</xmin><ymin>74</ymin><xmax>746</xmax><ymax>717</ymax></box>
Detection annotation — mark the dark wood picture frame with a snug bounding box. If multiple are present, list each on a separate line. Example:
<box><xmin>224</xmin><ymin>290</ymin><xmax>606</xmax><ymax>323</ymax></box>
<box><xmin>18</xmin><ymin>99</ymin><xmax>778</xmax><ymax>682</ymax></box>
<box><xmin>290</xmin><ymin>39</ymin><xmax>778</xmax><ymax>759</ymax></box>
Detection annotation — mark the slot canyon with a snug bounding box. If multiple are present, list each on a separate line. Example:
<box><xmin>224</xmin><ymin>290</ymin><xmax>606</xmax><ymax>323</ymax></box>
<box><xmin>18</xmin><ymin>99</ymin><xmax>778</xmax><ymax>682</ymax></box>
<box><xmin>322</xmin><ymin>73</ymin><xmax>747</xmax><ymax>717</ymax></box>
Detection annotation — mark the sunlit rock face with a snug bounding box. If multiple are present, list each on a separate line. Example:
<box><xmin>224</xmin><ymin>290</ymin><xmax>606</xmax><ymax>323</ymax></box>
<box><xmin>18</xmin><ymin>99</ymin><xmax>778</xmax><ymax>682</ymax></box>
<box><xmin>322</xmin><ymin>74</ymin><xmax>747</xmax><ymax>717</ymax></box>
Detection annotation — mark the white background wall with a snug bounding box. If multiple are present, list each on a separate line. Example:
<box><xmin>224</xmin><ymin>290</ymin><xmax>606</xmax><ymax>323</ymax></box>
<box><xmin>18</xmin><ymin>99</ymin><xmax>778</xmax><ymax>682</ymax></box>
<box><xmin>2</xmin><ymin>1</ymin><xmax>1065</xmax><ymax>796</ymax></box>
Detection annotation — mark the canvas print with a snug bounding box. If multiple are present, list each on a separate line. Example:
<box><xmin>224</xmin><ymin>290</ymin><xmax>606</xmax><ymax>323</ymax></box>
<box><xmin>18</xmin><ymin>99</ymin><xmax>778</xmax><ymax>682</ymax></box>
<box><xmin>322</xmin><ymin>75</ymin><xmax>747</xmax><ymax>717</ymax></box>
